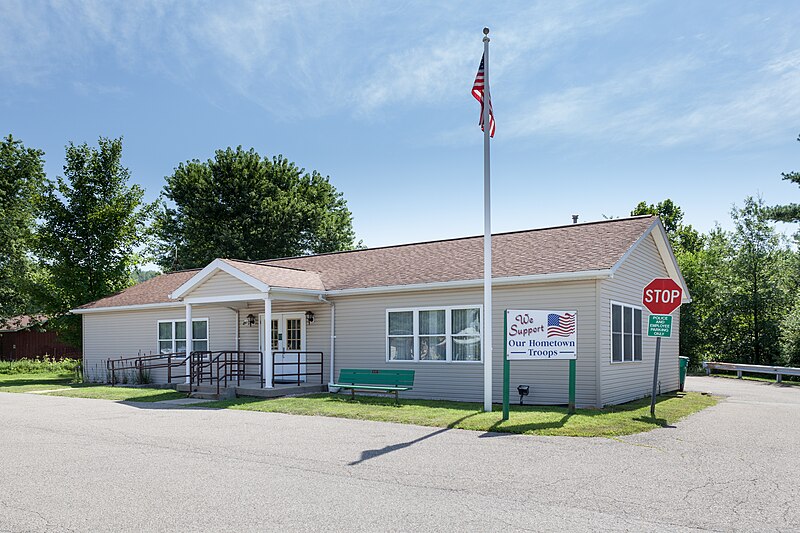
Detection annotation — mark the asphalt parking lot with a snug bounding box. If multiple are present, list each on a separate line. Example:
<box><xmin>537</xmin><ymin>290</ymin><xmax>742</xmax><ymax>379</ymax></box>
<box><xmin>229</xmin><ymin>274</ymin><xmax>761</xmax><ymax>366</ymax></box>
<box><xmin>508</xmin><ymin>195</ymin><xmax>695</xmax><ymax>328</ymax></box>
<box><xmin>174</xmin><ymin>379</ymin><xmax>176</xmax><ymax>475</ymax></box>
<box><xmin>1</xmin><ymin>376</ymin><xmax>798</xmax><ymax>532</ymax></box>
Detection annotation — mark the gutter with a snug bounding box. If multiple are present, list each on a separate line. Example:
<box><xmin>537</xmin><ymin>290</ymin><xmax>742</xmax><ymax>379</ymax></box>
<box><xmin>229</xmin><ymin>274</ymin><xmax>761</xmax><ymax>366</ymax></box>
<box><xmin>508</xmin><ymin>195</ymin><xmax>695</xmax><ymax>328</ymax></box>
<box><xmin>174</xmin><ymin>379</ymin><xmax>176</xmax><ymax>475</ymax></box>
<box><xmin>71</xmin><ymin>269</ymin><xmax>613</xmax><ymax>314</ymax></box>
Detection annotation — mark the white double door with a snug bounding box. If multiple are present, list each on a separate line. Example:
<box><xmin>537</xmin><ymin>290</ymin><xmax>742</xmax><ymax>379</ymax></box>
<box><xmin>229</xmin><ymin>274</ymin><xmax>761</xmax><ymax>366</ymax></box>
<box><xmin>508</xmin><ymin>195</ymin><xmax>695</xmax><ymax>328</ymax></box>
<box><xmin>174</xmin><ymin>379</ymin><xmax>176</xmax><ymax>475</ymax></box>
<box><xmin>259</xmin><ymin>312</ymin><xmax>306</xmax><ymax>383</ymax></box>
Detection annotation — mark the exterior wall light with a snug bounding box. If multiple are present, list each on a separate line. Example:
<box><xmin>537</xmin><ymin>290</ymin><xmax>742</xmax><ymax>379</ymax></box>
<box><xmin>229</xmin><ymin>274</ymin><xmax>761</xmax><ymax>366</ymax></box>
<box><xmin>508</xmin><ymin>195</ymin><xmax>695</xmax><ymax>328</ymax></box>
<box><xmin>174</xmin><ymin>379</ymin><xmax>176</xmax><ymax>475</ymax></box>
<box><xmin>305</xmin><ymin>311</ymin><xmax>315</xmax><ymax>324</ymax></box>
<box><xmin>244</xmin><ymin>314</ymin><xmax>256</xmax><ymax>327</ymax></box>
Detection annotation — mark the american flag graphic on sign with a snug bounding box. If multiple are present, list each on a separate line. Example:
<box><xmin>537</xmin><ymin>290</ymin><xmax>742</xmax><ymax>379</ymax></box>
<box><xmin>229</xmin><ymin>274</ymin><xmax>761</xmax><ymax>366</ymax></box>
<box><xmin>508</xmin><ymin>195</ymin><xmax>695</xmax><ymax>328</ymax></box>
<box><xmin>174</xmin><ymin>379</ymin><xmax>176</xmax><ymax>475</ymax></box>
<box><xmin>547</xmin><ymin>313</ymin><xmax>575</xmax><ymax>338</ymax></box>
<box><xmin>471</xmin><ymin>53</ymin><xmax>495</xmax><ymax>137</ymax></box>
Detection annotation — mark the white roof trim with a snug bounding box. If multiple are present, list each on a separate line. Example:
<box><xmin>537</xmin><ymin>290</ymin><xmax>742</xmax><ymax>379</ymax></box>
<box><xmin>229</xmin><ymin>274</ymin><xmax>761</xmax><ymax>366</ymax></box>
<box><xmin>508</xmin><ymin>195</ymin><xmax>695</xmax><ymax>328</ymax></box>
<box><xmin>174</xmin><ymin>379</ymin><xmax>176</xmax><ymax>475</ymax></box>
<box><xmin>325</xmin><ymin>269</ymin><xmax>612</xmax><ymax>296</ymax></box>
<box><xmin>609</xmin><ymin>219</ymin><xmax>692</xmax><ymax>303</ymax></box>
<box><xmin>71</xmin><ymin>302</ymin><xmax>183</xmax><ymax>314</ymax></box>
<box><xmin>169</xmin><ymin>258</ymin><xmax>270</xmax><ymax>299</ymax></box>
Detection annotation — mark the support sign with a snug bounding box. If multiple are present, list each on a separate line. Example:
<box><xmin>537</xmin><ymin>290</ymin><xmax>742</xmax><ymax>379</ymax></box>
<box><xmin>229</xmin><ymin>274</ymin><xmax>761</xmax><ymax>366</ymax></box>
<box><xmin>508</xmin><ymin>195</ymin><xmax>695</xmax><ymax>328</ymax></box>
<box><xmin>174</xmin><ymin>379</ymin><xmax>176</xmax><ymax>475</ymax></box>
<box><xmin>503</xmin><ymin>310</ymin><xmax>577</xmax><ymax>421</ymax></box>
<box><xmin>505</xmin><ymin>310</ymin><xmax>577</xmax><ymax>360</ymax></box>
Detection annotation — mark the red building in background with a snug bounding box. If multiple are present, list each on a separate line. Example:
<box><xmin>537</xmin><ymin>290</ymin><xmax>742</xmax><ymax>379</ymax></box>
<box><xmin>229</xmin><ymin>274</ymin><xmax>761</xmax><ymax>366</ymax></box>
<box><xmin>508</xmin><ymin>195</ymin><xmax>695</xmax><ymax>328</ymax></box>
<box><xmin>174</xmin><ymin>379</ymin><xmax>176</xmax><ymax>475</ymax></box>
<box><xmin>0</xmin><ymin>315</ymin><xmax>80</xmax><ymax>361</ymax></box>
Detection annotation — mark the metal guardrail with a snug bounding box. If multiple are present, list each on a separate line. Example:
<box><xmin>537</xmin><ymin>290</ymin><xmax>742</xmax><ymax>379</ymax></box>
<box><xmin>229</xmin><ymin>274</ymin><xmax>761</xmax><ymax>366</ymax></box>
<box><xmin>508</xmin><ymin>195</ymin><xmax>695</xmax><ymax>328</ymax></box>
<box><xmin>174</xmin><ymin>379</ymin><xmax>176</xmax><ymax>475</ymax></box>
<box><xmin>703</xmin><ymin>361</ymin><xmax>800</xmax><ymax>383</ymax></box>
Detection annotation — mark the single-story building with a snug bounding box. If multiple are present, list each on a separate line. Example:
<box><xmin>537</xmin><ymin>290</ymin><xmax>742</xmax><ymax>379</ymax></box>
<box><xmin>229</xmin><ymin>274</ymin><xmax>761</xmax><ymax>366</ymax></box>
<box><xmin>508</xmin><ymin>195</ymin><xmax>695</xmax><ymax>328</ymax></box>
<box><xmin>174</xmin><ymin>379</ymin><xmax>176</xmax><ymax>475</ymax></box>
<box><xmin>0</xmin><ymin>315</ymin><xmax>79</xmax><ymax>361</ymax></box>
<box><xmin>73</xmin><ymin>215</ymin><xmax>689</xmax><ymax>407</ymax></box>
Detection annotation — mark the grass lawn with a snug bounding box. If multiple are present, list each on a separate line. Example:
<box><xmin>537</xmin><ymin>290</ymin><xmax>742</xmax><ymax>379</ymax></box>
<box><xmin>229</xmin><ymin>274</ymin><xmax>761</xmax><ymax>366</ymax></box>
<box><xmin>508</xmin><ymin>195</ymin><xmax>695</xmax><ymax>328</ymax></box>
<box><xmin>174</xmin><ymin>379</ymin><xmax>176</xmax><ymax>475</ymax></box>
<box><xmin>0</xmin><ymin>372</ymin><xmax>186</xmax><ymax>402</ymax></box>
<box><xmin>199</xmin><ymin>391</ymin><xmax>717</xmax><ymax>438</ymax></box>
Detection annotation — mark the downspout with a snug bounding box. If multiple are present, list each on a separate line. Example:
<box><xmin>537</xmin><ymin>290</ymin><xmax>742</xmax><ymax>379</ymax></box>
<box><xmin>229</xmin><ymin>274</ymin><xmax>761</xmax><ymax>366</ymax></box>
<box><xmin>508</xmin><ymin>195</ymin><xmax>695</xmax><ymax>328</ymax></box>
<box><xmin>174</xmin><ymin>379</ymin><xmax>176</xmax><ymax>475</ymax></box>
<box><xmin>319</xmin><ymin>295</ymin><xmax>335</xmax><ymax>387</ymax></box>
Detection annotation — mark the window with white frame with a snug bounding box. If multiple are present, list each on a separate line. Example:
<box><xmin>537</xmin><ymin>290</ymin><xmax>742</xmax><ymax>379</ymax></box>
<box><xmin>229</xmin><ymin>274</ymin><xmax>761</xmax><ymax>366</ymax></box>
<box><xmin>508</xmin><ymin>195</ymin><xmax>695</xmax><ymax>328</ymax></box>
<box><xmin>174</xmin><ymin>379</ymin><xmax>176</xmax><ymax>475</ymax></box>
<box><xmin>611</xmin><ymin>303</ymin><xmax>642</xmax><ymax>363</ymax></box>
<box><xmin>386</xmin><ymin>306</ymin><xmax>481</xmax><ymax>362</ymax></box>
<box><xmin>158</xmin><ymin>319</ymin><xmax>208</xmax><ymax>354</ymax></box>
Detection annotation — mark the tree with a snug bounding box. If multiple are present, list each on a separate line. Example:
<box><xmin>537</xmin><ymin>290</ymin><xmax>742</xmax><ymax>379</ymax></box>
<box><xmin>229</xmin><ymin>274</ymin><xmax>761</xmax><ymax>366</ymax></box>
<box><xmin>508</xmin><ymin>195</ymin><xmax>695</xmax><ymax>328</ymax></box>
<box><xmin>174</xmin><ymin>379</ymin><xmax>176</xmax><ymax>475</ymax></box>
<box><xmin>725</xmin><ymin>196</ymin><xmax>787</xmax><ymax>365</ymax></box>
<box><xmin>631</xmin><ymin>199</ymin><xmax>702</xmax><ymax>254</ymax></box>
<box><xmin>0</xmin><ymin>135</ymin><xmax>45</xmax><ymax>322</ymax></box>
<box><xmin>766</xmin><ymin>133</ymin><xmax>800</xmax><ymax>225</ymax></box>
<box><xmin>154</xmin><ymin>147</ymin><xmax>357</xmax><ymax>271</ymax></box>
<box><xmin>35</xmin><ymin>138</ymin><xmax>154</xmax><ymax>346</ymax></box>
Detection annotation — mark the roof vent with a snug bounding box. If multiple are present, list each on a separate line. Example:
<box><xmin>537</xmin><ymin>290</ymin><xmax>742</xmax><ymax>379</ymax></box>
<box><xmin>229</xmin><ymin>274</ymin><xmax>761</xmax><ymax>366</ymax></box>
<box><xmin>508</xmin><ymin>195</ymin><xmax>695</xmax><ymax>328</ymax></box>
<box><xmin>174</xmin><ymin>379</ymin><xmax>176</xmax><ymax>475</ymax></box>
<box><xmin>571</xmin><ymin>214</ymin><xmax>579</xmax><ymax>224</ymax></box>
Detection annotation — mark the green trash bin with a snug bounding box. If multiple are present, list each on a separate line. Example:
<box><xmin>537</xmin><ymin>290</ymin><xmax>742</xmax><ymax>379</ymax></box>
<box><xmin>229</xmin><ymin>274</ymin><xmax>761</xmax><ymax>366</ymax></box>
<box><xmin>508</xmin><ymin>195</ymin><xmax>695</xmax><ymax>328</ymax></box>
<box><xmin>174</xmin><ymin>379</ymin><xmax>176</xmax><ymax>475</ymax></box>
<box><xmin>679</xmin><ymin>356</ymin><xmax>689</xmax><ymax>392</ymax></box>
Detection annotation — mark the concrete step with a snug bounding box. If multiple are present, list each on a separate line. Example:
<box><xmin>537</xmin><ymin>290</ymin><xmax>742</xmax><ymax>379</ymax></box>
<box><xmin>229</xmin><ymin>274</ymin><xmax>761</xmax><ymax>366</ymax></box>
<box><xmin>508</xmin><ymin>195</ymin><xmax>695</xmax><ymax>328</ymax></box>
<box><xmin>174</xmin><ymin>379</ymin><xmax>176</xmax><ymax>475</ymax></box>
<box><xmin>189</xmin><ymin>391</ymin><xmax>220</xmax><ymax>401</ymax></box>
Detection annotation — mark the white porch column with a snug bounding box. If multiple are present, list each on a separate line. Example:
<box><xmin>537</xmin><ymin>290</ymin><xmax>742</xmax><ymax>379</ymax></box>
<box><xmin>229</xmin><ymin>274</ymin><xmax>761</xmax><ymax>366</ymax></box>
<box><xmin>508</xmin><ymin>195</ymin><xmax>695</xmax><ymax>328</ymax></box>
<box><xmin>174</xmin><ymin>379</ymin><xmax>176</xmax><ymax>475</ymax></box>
<box><xmin>185</xmin><ymin>303</ymin><xmax>193</xmax><ymax>384</ymax></box>
<box><xmin>263</xmin><ymin>295</ymin><xmax>273</xmax><ymax>388</ymax></box>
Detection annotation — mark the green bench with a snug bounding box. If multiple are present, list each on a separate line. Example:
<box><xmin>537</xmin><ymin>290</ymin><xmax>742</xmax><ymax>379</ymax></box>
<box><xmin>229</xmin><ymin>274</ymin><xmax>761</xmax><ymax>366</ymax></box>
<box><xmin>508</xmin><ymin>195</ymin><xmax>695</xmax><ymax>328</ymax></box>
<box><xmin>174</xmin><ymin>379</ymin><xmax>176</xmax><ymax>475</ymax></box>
<box><xmin>331</xmin><ymin>368</ymin><xmax>415</xmax><ymax>404</ymax></box>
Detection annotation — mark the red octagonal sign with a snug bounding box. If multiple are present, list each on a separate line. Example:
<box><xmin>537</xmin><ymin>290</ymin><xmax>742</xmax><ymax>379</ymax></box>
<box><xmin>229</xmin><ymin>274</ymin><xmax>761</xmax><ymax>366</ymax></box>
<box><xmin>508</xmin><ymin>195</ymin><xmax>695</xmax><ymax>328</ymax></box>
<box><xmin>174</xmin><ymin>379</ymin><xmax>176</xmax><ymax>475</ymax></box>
<box><xmin>642</xmin><ymin>278</ymin><xmax>683</xmax><ymax>315</ymax></box>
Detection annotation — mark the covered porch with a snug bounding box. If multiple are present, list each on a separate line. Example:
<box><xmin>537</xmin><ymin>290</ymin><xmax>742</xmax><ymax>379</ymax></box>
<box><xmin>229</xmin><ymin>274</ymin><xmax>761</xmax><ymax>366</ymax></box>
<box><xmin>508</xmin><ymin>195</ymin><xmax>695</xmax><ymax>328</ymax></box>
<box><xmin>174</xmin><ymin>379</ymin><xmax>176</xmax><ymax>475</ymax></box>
<box><xmin>106</xmin><ymin>258</ymin><xmax>335</xmax><ymax>396</ymax></box>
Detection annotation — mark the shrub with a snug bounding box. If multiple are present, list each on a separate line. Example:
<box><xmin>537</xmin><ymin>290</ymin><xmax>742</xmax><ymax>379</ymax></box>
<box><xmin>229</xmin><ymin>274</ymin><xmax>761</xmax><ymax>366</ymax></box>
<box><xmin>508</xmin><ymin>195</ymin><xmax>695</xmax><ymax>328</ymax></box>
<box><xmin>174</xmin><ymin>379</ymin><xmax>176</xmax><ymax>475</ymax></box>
<box><xmin>0</xmin><ymin>356</ymin><xmax>81</xmax><ymax>375</ymax></box>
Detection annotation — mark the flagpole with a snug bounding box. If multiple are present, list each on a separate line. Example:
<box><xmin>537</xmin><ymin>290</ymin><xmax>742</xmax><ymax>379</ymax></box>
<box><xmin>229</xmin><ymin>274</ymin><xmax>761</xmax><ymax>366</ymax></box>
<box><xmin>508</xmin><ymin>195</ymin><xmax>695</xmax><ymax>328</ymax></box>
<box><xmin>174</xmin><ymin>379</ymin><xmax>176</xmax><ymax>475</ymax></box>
<box><xmin>482</xmin><ymin>27</ymin><xmax>493</xmax><ymax>413</ymax></box>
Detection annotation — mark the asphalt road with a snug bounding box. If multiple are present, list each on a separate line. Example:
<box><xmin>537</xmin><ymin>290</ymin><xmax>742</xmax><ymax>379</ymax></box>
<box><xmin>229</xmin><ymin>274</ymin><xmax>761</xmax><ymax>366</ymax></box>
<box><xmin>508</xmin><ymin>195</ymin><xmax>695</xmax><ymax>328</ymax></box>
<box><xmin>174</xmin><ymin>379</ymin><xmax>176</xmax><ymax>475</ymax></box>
<box><xmin>0</xmin><ymin>376</ymin><xmax>798</xmax><ymax>532</ymax></box>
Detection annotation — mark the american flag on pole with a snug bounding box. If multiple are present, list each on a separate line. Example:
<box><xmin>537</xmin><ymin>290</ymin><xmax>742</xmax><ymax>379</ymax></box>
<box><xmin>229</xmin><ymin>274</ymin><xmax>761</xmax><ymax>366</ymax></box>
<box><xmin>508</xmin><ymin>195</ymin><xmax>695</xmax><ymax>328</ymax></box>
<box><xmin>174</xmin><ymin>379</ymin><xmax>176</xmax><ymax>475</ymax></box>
<box><xmin>472</xmin><ymin>53</ymin><xmax>495</xmax><ymax>137</ymax></box>
<box><xmin>547</xmin><ymin>313</ymin><xmax>575</xmax><ymax>338</ymax></box>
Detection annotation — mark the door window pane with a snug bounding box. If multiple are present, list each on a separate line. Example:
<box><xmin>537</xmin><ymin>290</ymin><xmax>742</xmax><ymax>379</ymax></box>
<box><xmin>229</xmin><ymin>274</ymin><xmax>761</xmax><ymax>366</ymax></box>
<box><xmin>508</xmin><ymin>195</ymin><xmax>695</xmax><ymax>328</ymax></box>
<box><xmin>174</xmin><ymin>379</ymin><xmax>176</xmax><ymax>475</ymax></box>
<box><xmin>285</xmin><ymin>318</ymin><xmax>302</xmax><ymax>350</ymax></box>
<box><xmin>271</xmin><ymin>320</ymin><xmax>279</xmax><ymax>350</ymax></box>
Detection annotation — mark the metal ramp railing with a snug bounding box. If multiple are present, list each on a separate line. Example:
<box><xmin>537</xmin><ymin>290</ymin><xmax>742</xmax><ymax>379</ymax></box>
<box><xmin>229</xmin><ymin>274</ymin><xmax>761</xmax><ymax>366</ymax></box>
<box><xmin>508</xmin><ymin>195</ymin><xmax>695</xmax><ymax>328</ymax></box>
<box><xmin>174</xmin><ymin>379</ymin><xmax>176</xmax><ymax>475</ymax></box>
<box><xmin>106</xmin><ymin>352</ymin><xmax>190</xmax><ymax>385</ymax></box>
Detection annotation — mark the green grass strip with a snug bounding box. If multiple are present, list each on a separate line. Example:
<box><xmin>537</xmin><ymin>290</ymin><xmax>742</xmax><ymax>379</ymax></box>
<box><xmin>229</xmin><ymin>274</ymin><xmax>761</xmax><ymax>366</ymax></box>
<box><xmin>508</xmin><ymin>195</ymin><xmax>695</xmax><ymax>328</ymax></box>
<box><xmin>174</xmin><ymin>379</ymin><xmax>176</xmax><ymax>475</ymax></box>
<box><xmin>43</xmin><ymin>387</ymin><xmax>186</xmax><ymax>403</ymax></box>
<box><xmin>198</xmin><ymin>391</ymin><xmax>717</xmax><ymax>438</ymax></box>
<box><xmin>0</xmin><ymin>372</ymin><xmax>185</xmax><ymax>402</ymax></box>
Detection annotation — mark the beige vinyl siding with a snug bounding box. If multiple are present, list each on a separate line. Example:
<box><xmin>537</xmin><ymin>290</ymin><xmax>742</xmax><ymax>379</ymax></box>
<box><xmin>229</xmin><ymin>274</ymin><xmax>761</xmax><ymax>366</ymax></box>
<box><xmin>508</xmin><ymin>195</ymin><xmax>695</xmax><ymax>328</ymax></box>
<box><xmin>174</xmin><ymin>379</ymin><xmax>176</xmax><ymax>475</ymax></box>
<box><xmin>330</xmin><ymin>280</ymin><xmax>598</xmax><ymax>406</ymax></box>
<box><xmin>82</xmin><ymin>305</ymin><xmax>237</xmax><ymax>383</ymax></box>
<box><xmin>598</xmin><ymin>234</ymin><xmax>681</xmax><ymax>406</ymax></box>
<box><xmin>184</xmin><ymin>270</ymin><xmax>257</xmax><ymax>298</ymax></box>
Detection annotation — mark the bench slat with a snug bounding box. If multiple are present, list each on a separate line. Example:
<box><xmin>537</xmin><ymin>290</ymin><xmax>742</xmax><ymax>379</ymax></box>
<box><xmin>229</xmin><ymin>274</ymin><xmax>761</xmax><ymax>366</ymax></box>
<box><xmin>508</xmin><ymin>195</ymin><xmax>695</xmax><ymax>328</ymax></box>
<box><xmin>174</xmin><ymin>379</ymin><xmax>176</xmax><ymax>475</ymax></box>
<box><xmin>337</xmin><ymin>368</ymin><xmax>415</xmax><ymax>387</ymax></box>
<box><xmin>332</xmin><ymin>384</ymin><xmax>411</xmax><ymax>392</ymax></box>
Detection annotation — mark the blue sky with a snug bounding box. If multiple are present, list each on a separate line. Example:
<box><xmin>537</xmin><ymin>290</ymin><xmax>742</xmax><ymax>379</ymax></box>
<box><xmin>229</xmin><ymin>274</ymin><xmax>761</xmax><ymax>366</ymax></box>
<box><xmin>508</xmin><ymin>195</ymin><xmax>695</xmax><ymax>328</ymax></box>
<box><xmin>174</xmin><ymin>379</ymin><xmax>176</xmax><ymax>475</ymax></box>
<box><xmin>2</xmin><ymin>1</ymin><xmax>799</xmax><ymax>249</ymax></box>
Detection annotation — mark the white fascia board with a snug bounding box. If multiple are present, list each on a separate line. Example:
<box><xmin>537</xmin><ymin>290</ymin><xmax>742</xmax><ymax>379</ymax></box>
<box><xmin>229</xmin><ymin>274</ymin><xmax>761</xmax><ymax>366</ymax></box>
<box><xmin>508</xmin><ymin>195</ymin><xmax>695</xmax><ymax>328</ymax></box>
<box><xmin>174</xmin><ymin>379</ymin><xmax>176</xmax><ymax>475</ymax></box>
<box><xmin>608</xmin><ymin>220</ymin><xmax>692</xmax><ymax>303</ymax></box>
<box><xmin>268</xmin><ymin>288</ymin><xmax>326</xmax><ymax>303</ymax></box>
<box><xmin>183</xmin><ymin>293</ymin><xmax>268</xmax><ymax>305</ymax></box>
<box><xmin>325</xmin><ymin>270</ymin><xmax>612</xmax><ymax>297</ymax></box>
<box><xmin>71</xmin><ymin>302</ymin><xmax>183</xmax><ymax>314</ymax></box>
<box><xmin>170</xmin><ymin>258</ymin><xmax>270</xmax><ymax>299</ymax></box>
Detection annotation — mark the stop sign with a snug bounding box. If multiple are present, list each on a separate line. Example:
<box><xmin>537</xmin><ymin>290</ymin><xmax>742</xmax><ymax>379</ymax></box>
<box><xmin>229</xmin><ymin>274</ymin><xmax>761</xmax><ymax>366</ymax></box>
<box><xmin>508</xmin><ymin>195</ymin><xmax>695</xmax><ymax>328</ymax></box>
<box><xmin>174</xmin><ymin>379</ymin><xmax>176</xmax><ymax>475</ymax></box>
<box><xmin>642</xmin><ymin>278</ymin><xmax>683</xmax><ymax>315</ymax></box>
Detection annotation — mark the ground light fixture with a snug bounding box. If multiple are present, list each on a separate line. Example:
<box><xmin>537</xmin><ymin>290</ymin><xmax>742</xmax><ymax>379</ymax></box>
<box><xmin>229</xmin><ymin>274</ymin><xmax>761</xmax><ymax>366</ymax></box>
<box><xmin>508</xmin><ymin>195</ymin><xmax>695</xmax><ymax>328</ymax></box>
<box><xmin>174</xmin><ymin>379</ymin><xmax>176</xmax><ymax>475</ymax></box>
<box><xmin>517</xmin><ymin>384</ymin><xmax>530</xmax><ymax>406</ymax></box>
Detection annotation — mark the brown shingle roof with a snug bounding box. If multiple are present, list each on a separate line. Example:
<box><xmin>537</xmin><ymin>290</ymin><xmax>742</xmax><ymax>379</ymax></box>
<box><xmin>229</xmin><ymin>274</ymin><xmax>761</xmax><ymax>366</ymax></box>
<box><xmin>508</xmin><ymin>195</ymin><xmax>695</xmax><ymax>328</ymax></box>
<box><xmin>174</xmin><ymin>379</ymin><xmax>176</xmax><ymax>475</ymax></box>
<box><xmin>262</xmin><ymin>216</ymin><xmax>656</xmax><ymax>290</ymax></box>
<box><xmin>220</xmin><ymin>259</ymin><xmax>325</xmax><ymax>291</ymax></box>
<box><xmin>76</xmin><ymin>269</ymin><xmax>199</xmax><ymax>310</ymax></box>
<box><xmin>76</xmin><ymin>216</ymin><xmax>657</xmax><ymax>310</ymax></box>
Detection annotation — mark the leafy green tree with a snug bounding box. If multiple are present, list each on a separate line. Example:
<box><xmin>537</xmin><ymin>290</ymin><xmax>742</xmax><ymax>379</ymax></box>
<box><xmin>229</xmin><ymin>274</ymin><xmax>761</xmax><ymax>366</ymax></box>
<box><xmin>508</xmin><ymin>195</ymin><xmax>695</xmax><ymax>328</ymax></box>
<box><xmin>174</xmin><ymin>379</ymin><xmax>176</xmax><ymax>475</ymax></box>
<box><xmin>154</xmin><ymin>146</ymin><xmax>357</xmax><ymax>270</ymax></box>
<box><xmin>631</xmin><ymin>199</ymin><xmax>702</xmax><ymax>253</ymax></box>
<box><xmin>0</xmin><ymin>135</ymin><xmax>45</xmax><ymax>322</ymax></box>
<box><xmin>766</xmin><ymin>134</ymin><xmax>799</xmax><ymax>225</ymax></box>
<box><xmin>725</xmin><ymin>196</ymin><xmax>788</xmax><ymax>365</ymax></box>
<box><xmin>35</xmin><ymin>138</ymin><xmax>154</xmax><ymax>346</ymax></box>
